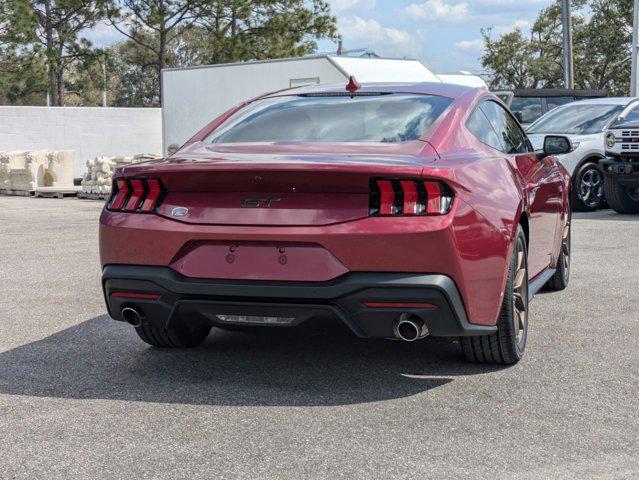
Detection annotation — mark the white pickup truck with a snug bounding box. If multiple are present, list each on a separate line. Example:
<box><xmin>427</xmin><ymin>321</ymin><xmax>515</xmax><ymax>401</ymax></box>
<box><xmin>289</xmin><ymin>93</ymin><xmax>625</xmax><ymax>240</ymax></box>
<box><xmin>601</xmin><ymin>121</ymin><xmax>639</xmax><ymax>213</ymax></box>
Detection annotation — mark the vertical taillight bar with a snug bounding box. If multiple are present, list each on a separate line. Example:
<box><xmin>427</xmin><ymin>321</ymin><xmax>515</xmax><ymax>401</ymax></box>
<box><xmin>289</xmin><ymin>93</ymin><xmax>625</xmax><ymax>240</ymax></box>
<box><xmin>139</xmin><ymin>179</ymin><xmax>161</xmax><ymax>212</ymax></box>
<box><xmin>109</xmin><ymin>179</ymin><xmax>129</xmax><ymax>211</ymax></box>
<box><xmin>377</xmin><ymin>180</ymin><xmax>396</xmax><ymax>215</ymax></box>
<box><xmin>424</xmin><ymin>181</ymin><xmax>443</xmax><ymax>215</ymax></box>
<box><xmin>124</xmin><ymin>179</ymin><xmax>145</xmax><ymax>211</ymax></box>
<box><xmin>400</xmin><ymin>180</ymin><xmax>419</xmax><ymax>215</ymax></box>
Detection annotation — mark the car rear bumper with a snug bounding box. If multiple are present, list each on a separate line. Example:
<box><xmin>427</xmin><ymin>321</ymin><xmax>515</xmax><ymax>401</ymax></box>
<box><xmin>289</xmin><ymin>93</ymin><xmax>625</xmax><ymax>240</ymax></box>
<box><xmin>601</xmin><ymin>158</ymin><xmax>639</xmax><ymax>184</ymax></box>
<box><xmin>102</xmin><ymin>265</ymin><xmax>497</xmax><ymax>338</ymax></box>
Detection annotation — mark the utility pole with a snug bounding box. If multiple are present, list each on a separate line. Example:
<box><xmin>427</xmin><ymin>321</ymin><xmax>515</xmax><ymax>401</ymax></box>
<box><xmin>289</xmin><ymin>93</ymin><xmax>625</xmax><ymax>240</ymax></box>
<box><xmin>631</xmin><ymin>0</ymin><xmax>639</xmax><ymax>96</ymax></box>
<box><xmin>102</xmin><ymin>55</ymin><xmax>107</xmax><ymax>107</ymax></box>
<box><xmin>561</xmin><ymin>0</ymin><xmax>574</xmax><ymax>89</ymax></box>
<box><xmin>45</xmin><ymin>64</ymin><xmax>50</xmax><ymax>106</ymax></box>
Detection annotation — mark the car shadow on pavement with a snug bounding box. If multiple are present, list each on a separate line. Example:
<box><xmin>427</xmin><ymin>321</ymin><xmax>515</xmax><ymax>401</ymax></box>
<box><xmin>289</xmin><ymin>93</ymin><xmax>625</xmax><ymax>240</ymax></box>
<box><xmin>573</xmin><ymin>211</ymin><xmax>639</xmax><ymax>221</ymax></box>
<box><xmin>0</xmin><ymin>316</ymin><xmax>506</xmax><ymax>406</ymax></box>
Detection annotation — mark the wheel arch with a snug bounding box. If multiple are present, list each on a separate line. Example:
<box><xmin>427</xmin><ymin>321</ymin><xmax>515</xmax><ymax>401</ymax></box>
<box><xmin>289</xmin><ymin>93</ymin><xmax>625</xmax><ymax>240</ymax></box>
<box><xmin>573</xmin><ymin>153</ymin><xmax>605</xmax><ymax>175</ymax></box>
<box><xmin>518</xmin><ymin>210</ymin><xmax>529</xmax><ymax>250</ymax></box>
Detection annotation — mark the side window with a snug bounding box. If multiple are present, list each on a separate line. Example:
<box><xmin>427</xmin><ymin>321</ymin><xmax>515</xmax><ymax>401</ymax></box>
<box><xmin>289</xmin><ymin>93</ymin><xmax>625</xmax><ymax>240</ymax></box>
<box><xmin>510</xmin><ymin>97</ymin><xmax>543</xmax><ymax>124</ymax></box>
<box><xmin>480</xmin><ymin>101</ymin><xmax>532</xmax><ymax>154</ymax></box>
<box><xmin>546</xmin><ymin>96</ymin><xmax>573</xmax><ymax>111</ymax></box>
<box><xmin>466</xmin><ymin>107</ymin><xmax>503</xmax><ymax>151</ymax></box>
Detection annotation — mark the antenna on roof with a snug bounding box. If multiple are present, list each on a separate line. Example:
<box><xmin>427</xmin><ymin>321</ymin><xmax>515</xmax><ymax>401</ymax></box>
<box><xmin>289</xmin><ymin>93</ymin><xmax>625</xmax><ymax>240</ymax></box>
<box><xmin>346</xmin><ymin>76</ymin><xmax>361</xmax><ymax>94</ymax></box>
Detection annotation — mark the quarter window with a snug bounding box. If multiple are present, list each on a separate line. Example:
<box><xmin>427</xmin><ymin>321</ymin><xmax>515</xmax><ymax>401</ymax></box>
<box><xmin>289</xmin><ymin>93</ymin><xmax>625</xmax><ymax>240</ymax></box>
<box><xmin>479</xmin><ymin>101</ymin><xmax>531</xmax><ymax>154</ymax></box>
<box><xmin>466</xmin><ymin>107</ymin><xmax>503</xmax><ymax>151</ymax></box>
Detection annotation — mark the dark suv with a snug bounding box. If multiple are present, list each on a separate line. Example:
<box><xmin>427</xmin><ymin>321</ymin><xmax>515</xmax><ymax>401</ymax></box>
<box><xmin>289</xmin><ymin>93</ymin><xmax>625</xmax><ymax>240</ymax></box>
<box><xmin>495</xmin><ymin>89</ymin><xmax>607</xmax><ymax>128</ymax></box>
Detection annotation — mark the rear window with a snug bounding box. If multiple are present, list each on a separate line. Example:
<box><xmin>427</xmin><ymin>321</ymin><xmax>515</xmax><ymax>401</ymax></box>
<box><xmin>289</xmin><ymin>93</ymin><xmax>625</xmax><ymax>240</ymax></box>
<box><xmin>206</xmin><ymin>93</ymin><xmax>453</xmax><ymax>144</ymax></box>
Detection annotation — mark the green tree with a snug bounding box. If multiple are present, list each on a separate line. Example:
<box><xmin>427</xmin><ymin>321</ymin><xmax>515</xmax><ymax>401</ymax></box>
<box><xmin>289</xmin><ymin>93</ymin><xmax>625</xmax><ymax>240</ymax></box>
<box><xmin>0</xmin><ymin>0</ymin><xmax>107</xmax><ymax>105</ymax></box>
<box><xmin>481</xmin><ymin>28</ymin><xmax>548</xmax><ymax>89</ymax></box>
<box><xmin>107</xmin><ymin>35</ymin><xmax>165</xmax><ymax>107</ymax></box>
<box><xmin>107</xmin><ymin>0</ymin><xmax>338</xmax><ymax>105</ymax></box>
<box><xmin>576</xmin><ymin>0</ymin><xmax>633</xmax><ymax>93</ymax></box>
<box><xmin>106</xmin><ymin>0</ymin><xmax>208</xmax><ymax>105</ymax></box>
<box><xmin>0</xmin><ymin>48</ymin><xmax>48</xmax><ymax>105</ymax></box>
<box><xmin>482</xmin><ymin>0</ymin><xmax>632</xmax><ymax>95</ymax></box>
<box><xmin>199</xmin><ymin>0</ymin><xmax>338</xmax><ymax>64</ymax></box>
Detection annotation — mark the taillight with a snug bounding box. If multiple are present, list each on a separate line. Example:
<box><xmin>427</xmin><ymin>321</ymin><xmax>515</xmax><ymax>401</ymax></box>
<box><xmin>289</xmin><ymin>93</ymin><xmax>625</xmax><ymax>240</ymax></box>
<box><xmin>369</xmin><ymin>179</ymin><xmax>454</xmax><ymax>216</ymax></box>
<box><xmin>107</xmin><ymin>177</ymin><xmax>165</xmax><ymax>213</ymax></box>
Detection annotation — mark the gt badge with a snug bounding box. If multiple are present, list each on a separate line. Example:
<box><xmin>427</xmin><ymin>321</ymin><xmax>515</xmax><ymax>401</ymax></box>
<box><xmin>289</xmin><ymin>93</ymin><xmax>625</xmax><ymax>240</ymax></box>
<box><xmin>241</xmin><ymin>198</ymin><xmax>281</xmax><ymax>208</ymax></box>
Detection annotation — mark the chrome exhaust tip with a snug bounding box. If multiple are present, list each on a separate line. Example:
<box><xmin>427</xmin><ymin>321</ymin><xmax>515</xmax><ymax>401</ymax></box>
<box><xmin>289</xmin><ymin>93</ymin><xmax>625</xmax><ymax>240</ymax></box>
<box><xmin>121</xmin><ymin>307</ymin><xmax>143</xmax><ymax>327</ymax></box>
<box><xmin>393</xmin><ymin>314</ymin><xmax>429</xmax><ymax>342</ymax></box>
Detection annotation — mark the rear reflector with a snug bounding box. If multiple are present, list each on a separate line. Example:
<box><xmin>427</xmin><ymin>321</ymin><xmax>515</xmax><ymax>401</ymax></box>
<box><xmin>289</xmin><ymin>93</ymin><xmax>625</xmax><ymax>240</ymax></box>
<box><xmin>111</xmin><ymin>292</ymin><xmax>160</xmax><ymax>300</ymax></box>
<box><xmin>107</xmin><ymin>177</ymin><xmax>165</xmax><ymax>213</ymax></box>
<box><xmin>369</xmin><ymin>179</ymin><xmax>453</xmax><ymax>216</ymax></box>
<box><xmin>363</xmin><ymin>302</ymin><xmax>438</xmax><ymax>309</ymax></box>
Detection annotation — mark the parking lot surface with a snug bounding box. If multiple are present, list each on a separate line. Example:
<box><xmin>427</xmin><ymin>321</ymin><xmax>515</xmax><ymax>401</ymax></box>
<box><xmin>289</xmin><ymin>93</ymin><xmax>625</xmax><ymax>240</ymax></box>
<box><xmin>0</xmin><ymin>196</ymin><xmax>637</xmax><ymax>479</ymax></box>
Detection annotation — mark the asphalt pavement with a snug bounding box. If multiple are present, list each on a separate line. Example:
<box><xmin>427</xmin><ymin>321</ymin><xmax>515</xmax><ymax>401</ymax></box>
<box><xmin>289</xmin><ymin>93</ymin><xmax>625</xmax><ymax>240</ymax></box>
<box><xmin>0</xmin><ymin>196</ymin><xmax>637</xmax><ymax>479</ymax></box>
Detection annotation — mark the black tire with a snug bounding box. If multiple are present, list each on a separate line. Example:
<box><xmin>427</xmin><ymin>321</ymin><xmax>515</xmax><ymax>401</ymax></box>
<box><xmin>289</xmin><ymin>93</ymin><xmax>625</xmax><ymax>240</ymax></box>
<box><xmin>545</xmin><ymin>205</ymin><xmax>571</xmax><ymax>291</ymax></box>
<box><xmin>135</xmin><ymin>323</ymin><xmax>211</xmax><ymax>348</ymax></box>
<box><xmin>603</xmin><ymin>176</ymin><xmax>639</xmax><ymax>214</ymax></box>
<box><xmin>460</xmin><ymin>226</ymin><xmax>528</xmax><ymax>365</ymax></box>
<box><xmin>572</xmin><ymin>162</ymin><xmax>604</xmax><ymax>212</ymax></box>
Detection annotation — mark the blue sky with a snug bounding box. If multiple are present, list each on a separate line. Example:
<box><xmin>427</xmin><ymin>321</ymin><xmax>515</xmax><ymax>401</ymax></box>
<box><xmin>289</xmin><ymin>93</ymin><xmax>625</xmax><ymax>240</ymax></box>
<box><xmin>317</xmin><ymin>0</ymin><xmax>555</xmax><ymax>73</ymax></box>
<box><xmin>85</xmin><ymin>0</ymin><xmax>555</xmax><ymax>74</ymax></box>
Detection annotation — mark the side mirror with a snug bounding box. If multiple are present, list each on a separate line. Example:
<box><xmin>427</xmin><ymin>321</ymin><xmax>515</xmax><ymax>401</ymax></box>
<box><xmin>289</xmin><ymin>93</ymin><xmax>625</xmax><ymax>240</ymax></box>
<box><xmin>539</xmin><ymin>135</ymin><xmax>573</xmax><ymax>159</ymax></box>
<box><xmin>167</xmin><ymin>143</ymin><xmax>180</xmax><ymax>156</ymax></box>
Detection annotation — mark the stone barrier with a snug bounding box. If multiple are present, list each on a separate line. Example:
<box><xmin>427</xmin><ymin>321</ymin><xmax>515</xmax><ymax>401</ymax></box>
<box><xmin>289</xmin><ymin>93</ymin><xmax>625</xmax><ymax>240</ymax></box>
<box><xmin>79</xmin><ymin>153</ymin><xmax>161</xmax><ymax>199</ymax></box>
<box><xmin>0</xmin><ymin>150</ymin><xmax>75</xmax><ymax>196</ymax></box>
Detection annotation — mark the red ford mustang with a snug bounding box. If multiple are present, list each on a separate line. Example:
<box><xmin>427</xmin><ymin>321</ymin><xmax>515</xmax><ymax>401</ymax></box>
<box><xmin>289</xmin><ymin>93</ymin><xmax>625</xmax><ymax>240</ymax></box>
<box><xmin>100</xmin><ymin>80</ymin><xmax>572</xmax><ymax>364</ymax></box>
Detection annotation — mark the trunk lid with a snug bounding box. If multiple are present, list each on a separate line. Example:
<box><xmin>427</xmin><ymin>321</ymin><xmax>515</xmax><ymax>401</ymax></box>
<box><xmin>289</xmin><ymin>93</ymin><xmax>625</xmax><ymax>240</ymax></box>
<box><xmin>121</xmin><ymin>141</ymin><xmax>437</xmax><ymax>226</ymax></box>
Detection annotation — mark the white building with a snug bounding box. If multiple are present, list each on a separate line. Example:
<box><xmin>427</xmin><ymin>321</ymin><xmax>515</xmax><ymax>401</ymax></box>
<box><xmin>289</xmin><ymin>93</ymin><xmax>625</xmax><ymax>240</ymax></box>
<box><xmin>0</xmin><ymin>106</ymin><xmax>162</xmax><ymax>176</ymax></box>
<box><xmin>161</xmin><ymin>55</ymin><xmax>480</xmax><ymax>152</ymax></box>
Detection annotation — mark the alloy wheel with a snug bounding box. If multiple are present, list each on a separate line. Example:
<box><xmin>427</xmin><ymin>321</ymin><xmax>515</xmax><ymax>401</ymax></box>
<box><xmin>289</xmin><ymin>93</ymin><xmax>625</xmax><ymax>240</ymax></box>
<box><xmin>512</xmin><ymin>238</ymin><xmax>528</xmax><ymax>349</ymax></box>
<box><xmin>629</xmin><ymin>186</ymin><xmax>639</xmax><ymax>202</ymax></box>
<box><xmin>579</xmin><ymin>168</ymin><xmax>603</xmax><ymax>209</ymax></box>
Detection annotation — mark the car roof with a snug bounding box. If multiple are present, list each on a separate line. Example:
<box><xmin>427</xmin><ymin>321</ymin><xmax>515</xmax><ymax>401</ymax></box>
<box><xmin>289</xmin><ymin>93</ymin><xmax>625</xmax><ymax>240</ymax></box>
<box><xmin>511</xmin><ymin>88</ymin><xmax>607</xmax><ymax>98</ymax></box>
<box><xmin>265</xmin><ymin>81</ymin><xmax>477</xmax><ymax>101</ymax></box>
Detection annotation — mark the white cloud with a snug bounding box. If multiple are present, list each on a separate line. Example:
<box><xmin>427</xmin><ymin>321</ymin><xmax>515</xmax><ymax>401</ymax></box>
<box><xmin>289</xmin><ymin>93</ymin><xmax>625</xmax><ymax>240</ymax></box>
<box><xmin>476</xmin><ymin>0</ymin><xmax>548</xmax><ymax>5</ymax></box>
<box><xmin>80</xmin><ymin>21</ymin><xmax>123</xmax><ymax>47</ymax></box>
<box><xmin>493</xmin><ymin>19</ymin><xmax>530</xmax><ymax>35</ymax></box>
<box><xmin>329</xmin><ymin>0</ymin><xmax>376</xmax><ymax>15</ymax></box>
<box><xmin>454</xmin><ymin>38</ymin><xmax>483</xmax><ymax>52</ymax></box>
<box><xmin>452</xmin><ymin>38</ymin><xmax>484</xmax><ymax>71</ymax></box>
<box><xmin>339</xmin><ymin>16</ymin><xmax>420</xmax><ymax>58</ymax></box>
<box><xmin>404</xmin><ymin>0</ymin><xmax>470</xmax><ymax>24</ymax></box>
